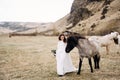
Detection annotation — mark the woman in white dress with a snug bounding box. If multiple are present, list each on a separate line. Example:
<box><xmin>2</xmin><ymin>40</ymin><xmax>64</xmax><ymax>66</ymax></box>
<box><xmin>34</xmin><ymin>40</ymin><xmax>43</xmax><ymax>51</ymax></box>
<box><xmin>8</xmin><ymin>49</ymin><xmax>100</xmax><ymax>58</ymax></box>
<box><xmin>56</xmin><ymin>34</ymin><xmax>77</xmax><ymax>77</ymax></box>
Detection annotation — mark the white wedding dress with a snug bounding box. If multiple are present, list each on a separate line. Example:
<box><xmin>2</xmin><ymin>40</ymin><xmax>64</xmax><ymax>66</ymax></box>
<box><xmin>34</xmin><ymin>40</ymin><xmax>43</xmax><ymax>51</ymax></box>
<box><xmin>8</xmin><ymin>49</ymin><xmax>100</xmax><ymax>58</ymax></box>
<box><xmin>56</xmin><ymin>41</ymin><xmax>77</xmax><ymax>75</ymax></box>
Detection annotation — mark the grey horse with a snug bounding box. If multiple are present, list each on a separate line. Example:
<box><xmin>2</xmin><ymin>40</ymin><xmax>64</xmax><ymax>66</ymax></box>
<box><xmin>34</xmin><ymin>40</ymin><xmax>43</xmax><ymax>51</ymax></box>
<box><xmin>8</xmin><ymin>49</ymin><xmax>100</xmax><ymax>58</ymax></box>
<box><xmin>65</xmin><ymin>35</ymin><xmax>100</xmax><ymax>75</ymax></box>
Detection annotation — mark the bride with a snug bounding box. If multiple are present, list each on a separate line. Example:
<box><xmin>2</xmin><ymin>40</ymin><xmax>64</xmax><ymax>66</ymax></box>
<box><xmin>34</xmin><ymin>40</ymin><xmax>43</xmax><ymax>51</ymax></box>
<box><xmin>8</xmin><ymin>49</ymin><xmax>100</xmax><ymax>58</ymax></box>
<box><xmin>56</xmin><ymin>34</ymin><xmax>77</xmax><ymax>77</ymax></box>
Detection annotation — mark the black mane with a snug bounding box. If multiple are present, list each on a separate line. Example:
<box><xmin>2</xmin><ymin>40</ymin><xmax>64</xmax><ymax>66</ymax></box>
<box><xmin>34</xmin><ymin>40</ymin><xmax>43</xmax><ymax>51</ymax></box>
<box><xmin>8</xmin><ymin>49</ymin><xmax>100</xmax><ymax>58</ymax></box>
<box><xmin>63</xmin><ymin>31</ymin><xmax>86</xmax><ymax>39</ymax></box>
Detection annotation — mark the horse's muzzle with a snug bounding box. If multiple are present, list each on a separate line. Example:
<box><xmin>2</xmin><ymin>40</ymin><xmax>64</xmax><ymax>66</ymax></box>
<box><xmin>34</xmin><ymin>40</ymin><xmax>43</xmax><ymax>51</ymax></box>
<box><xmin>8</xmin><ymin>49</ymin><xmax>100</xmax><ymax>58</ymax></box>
<box><xmin>113</xmin><ymin>38</ymin><xmax>119</xmax><ymax>45</ymax></box>
<box><xmin>65</xmin><ymin>49</ymin><xmax>70</xmax><ymax>53</ymax></box>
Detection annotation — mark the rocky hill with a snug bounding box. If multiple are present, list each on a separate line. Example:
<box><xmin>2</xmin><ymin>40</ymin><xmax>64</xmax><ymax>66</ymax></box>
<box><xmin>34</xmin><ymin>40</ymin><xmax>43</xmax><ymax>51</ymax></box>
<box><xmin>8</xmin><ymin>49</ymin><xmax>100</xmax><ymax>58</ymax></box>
<box><xmin>54</xmin><ymin>0</ymin><xmax>120</xmax><ymax>36</ymax></box>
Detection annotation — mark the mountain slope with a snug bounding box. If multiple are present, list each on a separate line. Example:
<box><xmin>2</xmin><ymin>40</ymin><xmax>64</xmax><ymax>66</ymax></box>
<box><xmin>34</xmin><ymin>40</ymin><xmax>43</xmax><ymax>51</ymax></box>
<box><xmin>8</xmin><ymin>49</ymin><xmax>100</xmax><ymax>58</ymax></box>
<box><xmin>54</xmin><ymin>0</ymin><xmax>120</xmax><ymax>36</ymax></box>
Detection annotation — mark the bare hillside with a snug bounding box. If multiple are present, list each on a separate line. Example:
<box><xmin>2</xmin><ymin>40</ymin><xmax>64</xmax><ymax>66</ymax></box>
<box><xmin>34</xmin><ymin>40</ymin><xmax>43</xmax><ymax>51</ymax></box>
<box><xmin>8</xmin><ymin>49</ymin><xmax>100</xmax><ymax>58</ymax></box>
<box><xmin>0</xmin><ymin>22</ymin><xmax>55</xmax><ymax>36</ymax></box>
<box><xmin>54</xmin><ymin>0</ymin><xmax>120</xmax><ymax>36</ymax></box>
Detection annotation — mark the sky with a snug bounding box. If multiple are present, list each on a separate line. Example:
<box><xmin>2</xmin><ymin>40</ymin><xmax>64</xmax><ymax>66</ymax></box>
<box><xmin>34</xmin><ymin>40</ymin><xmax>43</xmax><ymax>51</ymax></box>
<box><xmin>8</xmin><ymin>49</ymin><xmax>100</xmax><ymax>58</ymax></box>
<box><xmin>0</xmin><ymin>0</ymin><xmax>74</xmax><ymax>22</ymax></box>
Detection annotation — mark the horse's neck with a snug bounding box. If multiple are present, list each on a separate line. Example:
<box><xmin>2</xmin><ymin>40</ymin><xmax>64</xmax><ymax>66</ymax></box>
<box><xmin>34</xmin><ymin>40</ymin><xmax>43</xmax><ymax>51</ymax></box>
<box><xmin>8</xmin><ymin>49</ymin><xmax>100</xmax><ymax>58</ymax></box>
<box><xmin>102</xmin><ymin>34</ymin><xmax>112</xmax><ymax>40</ymax></box>
<box><xmin>77</xmin><ymin>39</ymin><xmax>90</xmax><ymax>51</ymax></box>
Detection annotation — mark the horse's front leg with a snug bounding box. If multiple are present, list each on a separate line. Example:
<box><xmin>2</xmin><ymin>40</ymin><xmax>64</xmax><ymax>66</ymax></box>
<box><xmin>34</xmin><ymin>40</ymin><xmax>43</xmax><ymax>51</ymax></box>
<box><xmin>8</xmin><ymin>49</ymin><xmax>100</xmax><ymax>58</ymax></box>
<box><xmin>88</xmin><ymin>58</ymin><xmax>93</xmax><ymax>73</ymax></box>
<box><xmin>77</xmin><ymin>58</ymin><xmax>83</xmax><ymax>75</ymax></box>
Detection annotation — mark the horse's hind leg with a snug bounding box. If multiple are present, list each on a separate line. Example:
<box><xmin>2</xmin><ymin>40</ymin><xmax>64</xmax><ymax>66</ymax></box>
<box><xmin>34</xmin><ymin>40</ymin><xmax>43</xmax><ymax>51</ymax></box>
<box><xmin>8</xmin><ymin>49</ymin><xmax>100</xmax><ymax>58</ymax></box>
<box><xmin>93</xmin><ymin>55</ymin><xmax>97</xmax><ymax>69</ymax></box>
<box><xmin>96</xmin><ymin>55</ymin><xmax>100</xmax><ymax>69</ymax></box>
<box><xmin>77</xmin><ymin>58</ymin><xmax>83</xmax><ymax>75</ymax></box>
<box><xmin>88</xmin><ymin>58</ymin><xmax>93</xmax><ymax>73</ymax></box>
<box><xmin>93</xmin><ymin>54</ymin><xmax>100</xmax><ymax>69</ymax></box>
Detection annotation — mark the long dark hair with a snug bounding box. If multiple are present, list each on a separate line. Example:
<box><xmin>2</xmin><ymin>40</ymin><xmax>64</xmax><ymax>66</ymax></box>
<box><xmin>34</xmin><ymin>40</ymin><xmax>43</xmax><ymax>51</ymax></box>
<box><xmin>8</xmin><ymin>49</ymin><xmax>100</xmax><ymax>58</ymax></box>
<box><xmin>58</xmin><ymin>34</ymin><xmax>66</xmax><ymax>43</ymax></box>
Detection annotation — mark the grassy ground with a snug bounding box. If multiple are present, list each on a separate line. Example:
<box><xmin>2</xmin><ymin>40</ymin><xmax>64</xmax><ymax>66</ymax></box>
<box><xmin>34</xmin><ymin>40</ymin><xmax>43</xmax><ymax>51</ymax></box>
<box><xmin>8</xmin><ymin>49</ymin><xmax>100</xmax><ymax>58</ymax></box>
<box><xmin>0</xmin><ymin>35</ymin><xmax>120</xmax><ymax>80</ymax></box>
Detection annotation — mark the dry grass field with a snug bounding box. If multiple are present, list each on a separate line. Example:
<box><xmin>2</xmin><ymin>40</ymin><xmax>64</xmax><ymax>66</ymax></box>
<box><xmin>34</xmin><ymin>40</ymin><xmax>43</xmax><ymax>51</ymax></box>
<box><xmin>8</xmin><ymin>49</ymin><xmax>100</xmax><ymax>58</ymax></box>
<box><xmin>0</xmin><ymin>35</ymin><xmax>120</xmax><ymax>80</ymax></box>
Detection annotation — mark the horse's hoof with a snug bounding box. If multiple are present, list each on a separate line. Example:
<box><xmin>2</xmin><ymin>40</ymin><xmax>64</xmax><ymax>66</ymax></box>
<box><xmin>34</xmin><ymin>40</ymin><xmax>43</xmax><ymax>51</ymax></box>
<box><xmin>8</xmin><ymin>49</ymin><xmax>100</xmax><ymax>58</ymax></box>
<box><xmin>94</xmin><ymin>67</ymin><xmax>97</xmax><ymax>69</ymax></box>
<box><xmin>77</xmin><ymin>72</ymin><xmax>80</xmax><ymax>75</ymax></box>
<box><xmin>97</xmin><ymin>67</ymin><xmax>100</xmax><ymax>69</ymax></box>
<box><xmin>91</xmin><ymin>70</ymin><xmax>93</xmax><ymax>73</ymax></box>
<box><xmin>58</xmin><ymin>75</ymin><xmax>63</xmax><ymax>77</ymax></box>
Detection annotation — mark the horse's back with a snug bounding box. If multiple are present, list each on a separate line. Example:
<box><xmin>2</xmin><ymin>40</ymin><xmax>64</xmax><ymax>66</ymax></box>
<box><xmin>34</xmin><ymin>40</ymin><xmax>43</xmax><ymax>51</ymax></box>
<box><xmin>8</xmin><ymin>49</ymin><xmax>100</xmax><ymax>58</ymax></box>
<box><xmin>78</xmin><ymin>39</ymin><xmax>99</xmax><ymax>58</ymax></box>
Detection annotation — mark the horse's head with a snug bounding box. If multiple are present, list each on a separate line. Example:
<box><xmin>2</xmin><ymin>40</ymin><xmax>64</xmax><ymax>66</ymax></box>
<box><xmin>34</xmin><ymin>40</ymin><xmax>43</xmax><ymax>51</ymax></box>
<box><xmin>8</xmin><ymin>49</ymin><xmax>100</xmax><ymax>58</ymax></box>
<box><xmin>65</xmin><ymin>36</ymin><xmax>86</xmax><ymax>53</ymax></box>
<box><xmin>65</xmin><ymin>36</ymin><xmax>78</xmax><ymax>53</ymax></box>
<box><xmin>111</xmin><ymin>32</ymin><xmax>119</xmax><ymax>44</ymax></box>
<box><xmin>110</xmin><ymin>32</ymin><xmax>119</xmax><ymax>37</ymax></box>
